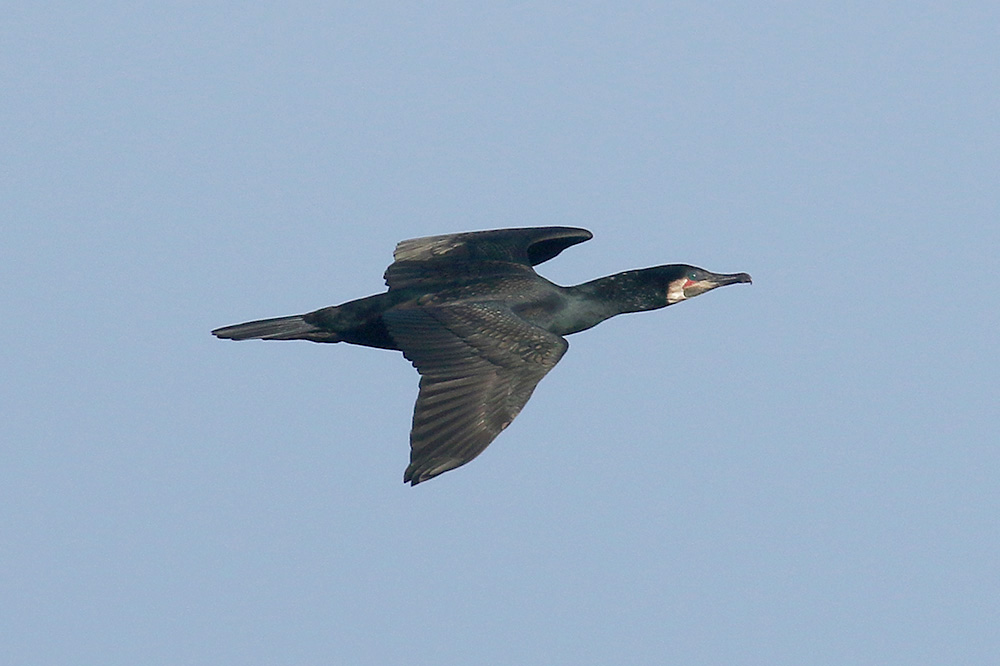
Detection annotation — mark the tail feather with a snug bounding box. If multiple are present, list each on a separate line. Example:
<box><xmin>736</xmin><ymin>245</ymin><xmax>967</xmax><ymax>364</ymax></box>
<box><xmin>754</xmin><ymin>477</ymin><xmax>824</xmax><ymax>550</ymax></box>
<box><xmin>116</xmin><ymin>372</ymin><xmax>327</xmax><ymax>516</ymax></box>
<box><xmin>212</xmin><ymin>314</ymin><xmax>335</xmax><ymax>342</ymax></box>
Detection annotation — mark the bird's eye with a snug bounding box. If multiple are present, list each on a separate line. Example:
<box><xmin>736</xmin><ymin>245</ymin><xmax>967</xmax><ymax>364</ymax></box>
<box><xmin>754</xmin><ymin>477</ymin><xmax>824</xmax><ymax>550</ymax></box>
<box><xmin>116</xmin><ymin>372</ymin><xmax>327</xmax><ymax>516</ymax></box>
<box><xmin>687</xmin><ymin>271</ymin><xmax>698</xmax><ymax>280</ymax></box>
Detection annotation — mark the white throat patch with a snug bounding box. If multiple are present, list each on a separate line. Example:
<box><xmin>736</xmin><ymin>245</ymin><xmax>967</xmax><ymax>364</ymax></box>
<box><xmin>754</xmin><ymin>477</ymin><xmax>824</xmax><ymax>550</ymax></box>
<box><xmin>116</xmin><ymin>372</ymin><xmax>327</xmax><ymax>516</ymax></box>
<box><xmin>666</xmin><ymin>280</ymin><xmax>688</xmax><ymax>305</ymax></box>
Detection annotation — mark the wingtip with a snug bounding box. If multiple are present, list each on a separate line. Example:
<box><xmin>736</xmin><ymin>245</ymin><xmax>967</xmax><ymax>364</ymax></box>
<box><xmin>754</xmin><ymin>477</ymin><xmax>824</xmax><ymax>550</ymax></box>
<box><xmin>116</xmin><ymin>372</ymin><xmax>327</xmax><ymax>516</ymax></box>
<box><xmin>403</xmin><ymin>456</ymin><xmax>466</xmax><ymax>486</ymax></box>
<box><xmin>403</xmin><ymin>466</ymin><xmax>433</xmax><ymax>486</ymax></box>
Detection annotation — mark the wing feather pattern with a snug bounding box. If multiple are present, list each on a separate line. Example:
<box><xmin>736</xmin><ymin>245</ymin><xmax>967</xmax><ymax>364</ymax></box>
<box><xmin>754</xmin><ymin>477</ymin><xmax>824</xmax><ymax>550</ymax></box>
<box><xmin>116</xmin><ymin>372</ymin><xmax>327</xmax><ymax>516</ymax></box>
<box><xmin>383</xmin><ymin>304</ymin><xmax>568</xmax><ymax>485</ymax></box>
<box><xmin>385</xmin><ymin>226</ymin><xmax>592</xmax><ymax>290</ymax></box>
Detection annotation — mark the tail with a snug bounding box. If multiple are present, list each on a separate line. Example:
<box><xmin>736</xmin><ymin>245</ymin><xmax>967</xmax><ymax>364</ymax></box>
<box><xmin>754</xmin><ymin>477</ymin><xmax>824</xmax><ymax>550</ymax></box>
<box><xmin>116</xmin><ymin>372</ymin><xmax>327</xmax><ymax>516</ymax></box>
<box><xmin>212</xmin><ymin>314</ymin><xmax>340</xmax><ymax>342</ymax></box>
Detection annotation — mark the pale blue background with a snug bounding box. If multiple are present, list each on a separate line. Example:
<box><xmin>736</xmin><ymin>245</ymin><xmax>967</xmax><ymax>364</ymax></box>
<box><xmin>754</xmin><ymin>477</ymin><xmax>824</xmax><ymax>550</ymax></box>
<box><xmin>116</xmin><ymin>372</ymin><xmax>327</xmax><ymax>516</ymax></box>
<box><xmin>3</xmin><ymin>3</ymin><xmax>997</xmax><ymax>664</ymax></box>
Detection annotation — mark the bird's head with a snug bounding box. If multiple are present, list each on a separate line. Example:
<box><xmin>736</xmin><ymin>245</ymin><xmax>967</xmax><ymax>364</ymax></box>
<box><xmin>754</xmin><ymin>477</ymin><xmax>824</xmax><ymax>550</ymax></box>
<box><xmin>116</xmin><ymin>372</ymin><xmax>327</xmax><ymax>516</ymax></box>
<box><xmin>663</xmin><ymin>265</ymin><xmax>753</xmax><ymax>304</ymax></box>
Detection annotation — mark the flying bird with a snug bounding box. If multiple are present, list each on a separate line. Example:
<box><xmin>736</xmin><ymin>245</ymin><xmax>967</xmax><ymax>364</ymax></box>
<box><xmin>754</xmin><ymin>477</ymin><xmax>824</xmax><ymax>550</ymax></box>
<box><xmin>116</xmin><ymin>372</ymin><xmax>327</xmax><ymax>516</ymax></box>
<box><xmin>213</xmin><ymin>227</ymin><xmax>751</xmax><ymax>485</ymax></box>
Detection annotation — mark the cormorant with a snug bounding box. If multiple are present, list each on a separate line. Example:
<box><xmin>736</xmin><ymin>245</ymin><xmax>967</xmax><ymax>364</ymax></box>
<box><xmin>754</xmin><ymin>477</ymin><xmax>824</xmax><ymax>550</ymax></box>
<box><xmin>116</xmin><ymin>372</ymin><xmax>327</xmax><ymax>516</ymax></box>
<box><xmin>213</xmin><ymin>227</ymin><xmax>751</xmax><ymax>485</ymax></box>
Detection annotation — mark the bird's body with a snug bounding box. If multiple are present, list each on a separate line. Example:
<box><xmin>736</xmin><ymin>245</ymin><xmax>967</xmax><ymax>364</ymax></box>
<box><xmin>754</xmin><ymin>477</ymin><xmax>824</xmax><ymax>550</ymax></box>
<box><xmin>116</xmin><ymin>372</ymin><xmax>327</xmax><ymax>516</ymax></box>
<box><xmin>213</xmin><ymin>227</ymin><xmax>751</xmax><ymax>485</ymax></box>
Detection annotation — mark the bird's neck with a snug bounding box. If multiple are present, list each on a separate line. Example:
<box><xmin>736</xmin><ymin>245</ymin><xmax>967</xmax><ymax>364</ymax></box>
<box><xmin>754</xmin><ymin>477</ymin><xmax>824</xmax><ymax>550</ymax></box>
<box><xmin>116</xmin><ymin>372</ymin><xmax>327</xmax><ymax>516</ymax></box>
<box><xmin>555</xmin><ymin>270</ymin><xmax>669</xmax><ymax>335</ymax></box>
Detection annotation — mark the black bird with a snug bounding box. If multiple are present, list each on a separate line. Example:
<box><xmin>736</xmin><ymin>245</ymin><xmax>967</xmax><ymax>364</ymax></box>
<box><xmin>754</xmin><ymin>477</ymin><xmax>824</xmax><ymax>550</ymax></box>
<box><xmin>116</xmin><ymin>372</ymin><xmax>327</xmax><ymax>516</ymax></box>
<box><xmin>213</xmin><ymin>227</ymin><xmax>751</xmax><ymax>485</ymax></box>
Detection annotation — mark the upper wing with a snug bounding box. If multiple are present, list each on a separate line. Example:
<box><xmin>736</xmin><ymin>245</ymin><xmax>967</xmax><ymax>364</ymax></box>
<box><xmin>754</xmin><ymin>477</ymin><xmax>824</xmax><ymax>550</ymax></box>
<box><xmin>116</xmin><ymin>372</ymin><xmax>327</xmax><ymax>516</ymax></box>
<box><xmin>385</xmin><ymin>226</ymin><xmax>592</xmax><ymax>290</ymax></box>
<box><xmin>382</xmin><ymin>303</ymin><xmax>569</xmax><ymax>485</ymax></box>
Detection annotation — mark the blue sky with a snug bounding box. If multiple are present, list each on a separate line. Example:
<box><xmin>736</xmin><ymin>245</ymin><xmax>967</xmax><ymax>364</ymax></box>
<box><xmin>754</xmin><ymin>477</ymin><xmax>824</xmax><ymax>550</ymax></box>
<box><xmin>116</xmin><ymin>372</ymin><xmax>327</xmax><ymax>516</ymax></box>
<box><xmin>2</xmin><ymin>3</ymin><xmax>997</xmax><ymax>664</ymax></box>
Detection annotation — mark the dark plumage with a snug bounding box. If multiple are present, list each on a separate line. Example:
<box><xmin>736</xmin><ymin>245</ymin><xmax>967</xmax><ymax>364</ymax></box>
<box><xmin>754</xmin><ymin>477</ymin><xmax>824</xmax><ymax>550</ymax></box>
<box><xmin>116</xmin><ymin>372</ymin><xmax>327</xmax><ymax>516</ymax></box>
<box><xmin>212</xmin><ymin>227</ymin><xmax>752</xmax><ymax>485</ymax></box>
